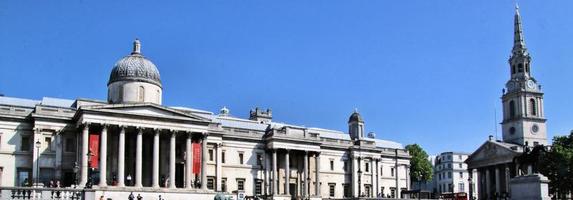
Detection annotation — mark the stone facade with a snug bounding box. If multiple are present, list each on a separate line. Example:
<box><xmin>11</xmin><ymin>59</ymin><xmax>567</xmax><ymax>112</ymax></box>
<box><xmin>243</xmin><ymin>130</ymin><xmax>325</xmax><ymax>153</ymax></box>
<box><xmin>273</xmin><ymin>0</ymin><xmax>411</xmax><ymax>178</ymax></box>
<box><xmin>0</xmin><ymin>39</ymin><xmax>410</xmax><ymax>200</ymax></box>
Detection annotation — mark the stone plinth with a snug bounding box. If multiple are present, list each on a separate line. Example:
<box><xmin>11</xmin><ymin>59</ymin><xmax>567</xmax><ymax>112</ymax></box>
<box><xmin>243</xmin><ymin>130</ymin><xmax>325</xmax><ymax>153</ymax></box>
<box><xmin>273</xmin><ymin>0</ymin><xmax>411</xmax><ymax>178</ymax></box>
<box><xmin>510</xmin><ymin>174</ymin><xmax>550</xmax><ymax>200</ymax></box>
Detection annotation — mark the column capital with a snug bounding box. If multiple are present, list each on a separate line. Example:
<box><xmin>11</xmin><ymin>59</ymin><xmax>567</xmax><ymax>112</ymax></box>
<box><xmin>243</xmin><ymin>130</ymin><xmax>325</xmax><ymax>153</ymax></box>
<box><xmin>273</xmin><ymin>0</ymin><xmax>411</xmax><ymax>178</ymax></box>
<box><xmin>118</xmin><ymin>124</ymin><xmax>126</xmax><ymax>129</ymax></box>
<box><xmin>101</xmin><ymin>123</ymin><xmax>109</xmax><ymax>129</ymax></box>
<box><xmin>137</xmin><ymin>127</ymin><xmax>145</xmax><ymax>132</ymax></box>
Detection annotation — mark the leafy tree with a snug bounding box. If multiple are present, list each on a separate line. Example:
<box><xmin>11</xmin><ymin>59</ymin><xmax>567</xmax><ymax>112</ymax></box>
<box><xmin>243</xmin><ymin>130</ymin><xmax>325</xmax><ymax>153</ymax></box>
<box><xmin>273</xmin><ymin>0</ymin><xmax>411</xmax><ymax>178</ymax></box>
<box><xmin>405</xmin><ymin>144</ymin><xmax>433</xmax><ymax>183</ymax></box>
<box><xmin>538</xmin><ymin>131</ymin><xmax>573</xmax><ymax>198</ymax></box>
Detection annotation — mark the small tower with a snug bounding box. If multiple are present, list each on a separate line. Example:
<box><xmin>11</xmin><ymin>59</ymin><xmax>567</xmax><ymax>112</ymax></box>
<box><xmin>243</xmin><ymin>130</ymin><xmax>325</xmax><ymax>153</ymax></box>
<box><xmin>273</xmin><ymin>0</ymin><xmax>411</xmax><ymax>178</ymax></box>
<box><xmin>249</xmin><ymin>107</ymin><xmax>272</xmax><ymax>123</ymax></box>
<box><xmin>501</xmin><ymin>5</ymin><xmax>547</xmax><ymax>146</ymax></box>
<box><xmin>348</xmin><ymin>109</ymin><xmax>365</xmax><ymax>140</ymax></box>
<box><xmin>219</xmin><ymin>106</ymin><xmax>230</xmax><ymax>116</ymax></box>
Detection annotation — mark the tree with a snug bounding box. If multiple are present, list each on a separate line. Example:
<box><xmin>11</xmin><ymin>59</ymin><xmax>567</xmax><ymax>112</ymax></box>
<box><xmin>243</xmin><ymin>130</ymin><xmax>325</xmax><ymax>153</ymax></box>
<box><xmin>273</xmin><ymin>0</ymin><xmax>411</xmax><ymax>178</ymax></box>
<box><xmin>538</xmin><ymin>132</ymin><xmax>573</xmax><ymax>199</ymax></box>
<box><xmin>405</xmin><ymin>144</ymin><xmax>433</xmax><ymax>183</ymax></box>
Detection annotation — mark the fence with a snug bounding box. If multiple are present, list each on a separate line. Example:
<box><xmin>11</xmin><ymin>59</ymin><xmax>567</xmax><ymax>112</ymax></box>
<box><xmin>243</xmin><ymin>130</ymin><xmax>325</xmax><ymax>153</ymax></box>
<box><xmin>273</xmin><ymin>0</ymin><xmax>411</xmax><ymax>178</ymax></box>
<box><xmin>0</xmin><ymin>187</ymin><xmax>91</xmax><ymax>200</ymax></box>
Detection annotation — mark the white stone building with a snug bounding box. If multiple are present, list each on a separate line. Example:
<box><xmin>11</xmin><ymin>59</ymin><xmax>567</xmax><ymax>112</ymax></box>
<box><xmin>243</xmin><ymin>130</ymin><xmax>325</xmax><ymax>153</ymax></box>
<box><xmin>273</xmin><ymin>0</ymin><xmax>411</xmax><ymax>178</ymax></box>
<box><xmin>433</xmin><ymin>152</ymin><xmax>478</xmax><ymax>197</ymax></box>
<box><xmin>0</xmin><ymin>39</ymin><xmax>410</xmax><ymax>199</ymax></box>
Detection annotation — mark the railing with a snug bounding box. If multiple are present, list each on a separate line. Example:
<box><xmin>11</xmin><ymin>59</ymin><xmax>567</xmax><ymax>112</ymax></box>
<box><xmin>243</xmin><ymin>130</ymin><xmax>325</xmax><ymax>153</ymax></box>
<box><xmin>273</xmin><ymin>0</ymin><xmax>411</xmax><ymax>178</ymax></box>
<box><xmin>0</xmin><ymin>187</ymin><xmax>89</xmax><ymax>200</ymax></box>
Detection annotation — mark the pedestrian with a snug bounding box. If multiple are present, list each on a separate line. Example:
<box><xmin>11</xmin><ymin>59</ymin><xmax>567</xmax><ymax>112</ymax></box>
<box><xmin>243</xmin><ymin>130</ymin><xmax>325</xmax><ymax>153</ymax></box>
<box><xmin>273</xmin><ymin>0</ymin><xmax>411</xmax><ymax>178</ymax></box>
<box><xmin>129</xmin><ymin>192</ymin><xmax>135</xmax><ymax>200</ymax></box>
<box><xmin>137</xmin><ymin>194</ymin><xmax>143</xmax><ymax>200</ymax></box>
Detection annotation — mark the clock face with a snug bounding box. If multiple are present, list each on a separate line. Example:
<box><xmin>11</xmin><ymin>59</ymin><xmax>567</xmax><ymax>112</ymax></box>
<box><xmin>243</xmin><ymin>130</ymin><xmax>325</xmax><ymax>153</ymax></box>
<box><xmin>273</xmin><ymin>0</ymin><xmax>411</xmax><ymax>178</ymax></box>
<box><xmin>531</xmin><ymin>124</ymin><xmax>539</xmax><ymax>134</ymax></box>
<box><xmin>527</xmin><ymin>80</ymin><xmax>535</xmax><ymax>89</ymax></box>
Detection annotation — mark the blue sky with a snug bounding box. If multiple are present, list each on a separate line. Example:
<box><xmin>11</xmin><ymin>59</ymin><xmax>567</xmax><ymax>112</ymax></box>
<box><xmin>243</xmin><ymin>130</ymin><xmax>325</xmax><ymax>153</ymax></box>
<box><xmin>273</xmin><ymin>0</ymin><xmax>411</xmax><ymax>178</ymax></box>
<box><xmin>1</xmin><ymin>1</ymin><xmax>572</xmax><ymax>155</ymax></box>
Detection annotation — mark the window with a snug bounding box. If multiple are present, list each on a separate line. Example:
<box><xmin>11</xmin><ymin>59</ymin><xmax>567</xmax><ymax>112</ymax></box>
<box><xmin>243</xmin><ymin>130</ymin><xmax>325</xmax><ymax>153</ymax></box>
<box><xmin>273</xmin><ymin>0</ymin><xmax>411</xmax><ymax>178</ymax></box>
<box><xmin>221</xmin><ymin>178</ymin><xmax>227</xmax><ymax>192</ymax></box>
<box><xmin>221</xmin><ymin>151</ymin><xmax>226</xmax><ymax>163</ymax></box>
<box><xmin>343</xmin><ymin>161</ymin><xmax>348</xmax><ymax>172</ymax></box>
<box><xmin>512</xmin><ymin>65</ymin><xmax>516</xmax><ymax>74</ymax></box>
<box><xmin>391</xmin><ymin>167</ymin><xmax>395</xmax><ymax>177</ymax></box>
<box><xmin>459</xmin><ymin>183</ymin><xmax>465</xmax><ymax>192</ymax></box>
<box><xmin>207</xmin><ymin>176</ymin><xmax>215</xmax><ymax>190</ymax></box>
<box><xmin>390</xmin><ymin>187</ymin><xmax>396</xmax><ymax>198</ymax></box>
<box><xmin>329</xmin><ymin>183</ymin><xmax>335</xmax><ymax>197</ymax></box>
<box><xmin>237</xmin><ymin>179</ymin><xmax>245</xmax><ymax>191</ymax></box>
<box><xmin>459</xmin><ymin>163</ymin><xmax>463</xmax><ymax>168</ymax></box>
<box><xmin>365</xmin><ymin>184</ymin><xmax>371</xmax><ymax>197</ymax></box>
<box><xmin>448</xmin><ymin>163</ymin><xmax>452</xmax><ymax>169</ymax></box>
<box><xmin>343</xmin><ymin>184</ymin><xmax>350</xmax><ymax>197</ymax></box>
<box><xmin>330</xmin><ymin>160</ymin><xmax>334</xmax><ymax>171</ymax></box>
<box><xmin>45</xmin><ymin>137</ymin><xmax>52</xmax><ymax>151</ymax></box>
<box><xmin>65</xmin><ymin>138</ymin><xmax>75</xmax><ymax>152</ymax></box>
<box><xmin>138</xmin><ymin>86</ymin><xmax>145</xmax><ymax>101</ymax></box>
<box><xmin>21</xmin><ymin>136</ymin><xmax>30</xmax><ymax>151</ymax></box>
<box><xmin>381</xmin><ymin>187</ymin><xmax>385</xmax><ymax>197</ymax></box>
<box><xmin>458</xmin><ymin>155</ymin><xmax>462</xmax><ymax>160</ymax></box>
<box><xmin>509</xmin><ymin>100</ymin><xmax>516</xmax><ymax>117</ymax></box>
<box><xmin>438</xmin><ymin>173</ymin><xmax>441</xmax><ymax>180</ymax></box>
<box><xmin>459</xmin><ymin>172</ymin><xmax>463</xmax><ymax>178</ymax></box>
<box><xmin>208</xmin><ymin>149</ymin><xmax>214</xmax><ymax>161</ymax></box>
<box><xmin>448</xmin><ymin>155</ymin><xmax>452</xmax><ymax>160</ymax></box>
<box><xmin>365</xmin><ymin>162</ymin><xmax>370</xmax><ymax>172</ymax></box>
<box><xmin>255</xmin><ymin>179</ymin><xmax>263</xmax><ymax>195</ymax></box>
<box><xmin>256</xmin><ymin>153</ymin><xmax>262</xmax><ymax>166</ymax></box>
<box><xmin>518</xmin><ymin>63</ymin><xmax>524</xmax><ymax>72</ymax></box>
<box><xmin>448</xmin><ymin>172</ymin><xmax>452</xmax><ymax>179</ymax></box>
<box><xmin>530</xmin><ymin>99</ymin><xmax>537</xmax><ymax>116</ymax></box>
<box><xmin>17</xmin><ymin>168</ymin><xmax>31</xmax><ymax>186</ymax></box>
<box><xmin>239</xmin><ymin>153</ymin><xmax>244</xmax><ymax>165</ymax></box>
<box><xmin>380</xmin><ymin>166</ymin><xmax>383</xmax><ymax>176</ymax></box>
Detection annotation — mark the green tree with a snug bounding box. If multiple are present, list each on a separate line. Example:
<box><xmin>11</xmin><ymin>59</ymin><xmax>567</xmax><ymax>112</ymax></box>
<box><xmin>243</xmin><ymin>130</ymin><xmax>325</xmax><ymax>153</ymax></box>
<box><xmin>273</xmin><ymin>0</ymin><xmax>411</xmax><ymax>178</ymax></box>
<box><xmin>538</xmin><ymin>132</ymin><xmax>573</xmax><ymax>198</ymax></box>
<box><xmin>405</xmin><ymin>144</ymin><xmax>433</xmax><ymax>183</ymax></box>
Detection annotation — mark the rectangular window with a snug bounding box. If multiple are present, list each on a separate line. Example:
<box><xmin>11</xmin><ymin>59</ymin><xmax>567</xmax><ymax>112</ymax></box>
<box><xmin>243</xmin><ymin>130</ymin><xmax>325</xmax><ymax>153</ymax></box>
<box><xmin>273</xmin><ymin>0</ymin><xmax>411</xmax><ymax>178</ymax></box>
<box><xmin>380</xmin><ymin>166</ymin><xmax>383</xmax><ymax>176</ymax></box>
<box><xmin>343</xmin><ymin>161</ymin><xmax>347</xmax><ymax>172</ymax></box>
<box><xmin>381</xmin><ymin>187</ymin><xmax>385</xmax><ymax>196</ymax></box>
<box><xmin>459</xmin><ymin>172</ymin><xmax>463</xmax><ymax>178</ymax></box>
<box><xmin>448</xmin><ymin>163</ymin><xmax>452</xmax><ymax>169</ymax></box>
<box><xmin>237</xmin><ymin>178</ymin><xmax>245</xmax><ymax>191</ymax></box>
<box><xmin>365</xmin><ymin>162</ymin><xmax>370</xmax><ymax>172</ymax></box>
<box><xmin>207</xmin><ymin>176</ymin><xmax>215</xmax><ymax>190</ymax></box>
<box><xmin>239</xmin><ymin>153</ymin><xmax>244</xmax><ymax>165</ymax></box>
<box><xmin>255</xmin><ymin>179</ymin><xmax>263</xmax><ymax>195</ymax></box>
<box><xmin>458</xmin><ymin>155</ymin><xmax>462</xmax><ymax>160</ymax></box>
<box><xmin>256</xmin><ymin>153</ymin><xmax>262</xmax><ymax>166</ymax></box>
<box><xmin>391</xmin><ymin>167</ymin><xmax>395</xmax><ymax>177</ymax></box>
<box><xmin>221</xmin><ymin>178</ymin><xmax>227</xmax><ymax>192</ymax></box>
<box><xmin>390</xmin><ymin>187</ymin><xmax>396</xmax><ymax>198</ymax></box>
<box><xmin>17</xmin><ymin>168</ymin><xmax>31</xmax><ymax>187</ymax></box>
<box><xmin>330</xmin><ymin>160</ymin><xmax>334</xmax><ymax>171</ymax></box>
<box><xmin>459</xmin><ymin>163</ymin><xmax>463</xmax><ymax>168</ymax></box>
<box><xmin>21</xmin><ymin>136</ymin><xmax>30</xmax><ymax>151</ymax></box>
<box><xmin>208</xmin><ymin>149</ymin><xmax>214</xmax><ymax>161</ymax></box>
<box><xmin>459</xmin><ymin>183</ymin><xmax>465</xmax><ymax>192</ymax></box>
<box><xmin>365</xmin><ymin>184</ymin><xmax>371</xmax><ymax>197</ymax></box>
<box><xmin>45</xmin><ymin>137</ymin><xmax>52</xmax><ymax>151</ymax></box>
<box><xmin>65</xmin><ymin>138</ymin><xmax>75</xmax><ymax>152</ymax></box>
<box><xmin>329</xmin><ymin>183</ymin><xmax>335</xmax><ymax>197</ymax></box>
<box><xmin>222</xmin><ymin>151</ymin><xmax>226</xmax><ymax>163</ymax></box>
<box><xmin>448</xmin><ymin>172</ymin><xmax>452</xmax><ymax>179</ymax></box>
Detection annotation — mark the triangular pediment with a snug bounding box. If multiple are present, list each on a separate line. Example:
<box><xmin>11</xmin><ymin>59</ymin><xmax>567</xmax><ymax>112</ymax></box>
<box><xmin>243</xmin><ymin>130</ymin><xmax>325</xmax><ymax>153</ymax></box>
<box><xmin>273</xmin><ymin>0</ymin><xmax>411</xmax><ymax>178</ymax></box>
<box><xmin>466</xmin><ymin>140</ymin><xmax>523</xmax><ymax>169</ymax></box>
<box><xmin>82</xmin><ymin>103</ymin><xmax>211</xmax><ymax>122</ymax></box>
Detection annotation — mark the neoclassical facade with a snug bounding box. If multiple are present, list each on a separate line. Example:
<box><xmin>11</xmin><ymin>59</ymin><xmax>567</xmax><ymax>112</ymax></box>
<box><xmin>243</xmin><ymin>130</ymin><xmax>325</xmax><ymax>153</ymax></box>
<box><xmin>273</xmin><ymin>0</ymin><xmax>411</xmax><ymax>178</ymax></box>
<box><xmin>0</xmin><ymin>39</ymin><xmax>410</xmax><ymax>199</ymax></box>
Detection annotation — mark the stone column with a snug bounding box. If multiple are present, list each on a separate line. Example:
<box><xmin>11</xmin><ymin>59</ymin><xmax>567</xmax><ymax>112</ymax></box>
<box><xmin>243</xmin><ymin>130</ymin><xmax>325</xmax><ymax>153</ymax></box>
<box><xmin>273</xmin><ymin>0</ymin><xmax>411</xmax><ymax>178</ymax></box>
<box><xmin>169</xmin><ymin>130</ymin><xmax>177</xmax><ymax>188</ymax></box>
<box><xmin>186</xmin><ymin>133</ymin><xmax>193</xmax><ymax>189</ymax></box>
<box><xmin>395</xmin><ymin>164</ymin><xmax>399</xmax><ymax>199</ymax></box>
<box><xmin>200</xmin><ymin>133</ymin><xmax>208</xmax><ymax>190</ymax></box>
<box><xmin>152</xmin><ymin>129</ymin><xmax>160</xmax><ymax>188</ymax></box>
<box><xmin>135</xmin><ymin>128</ymin><xmax>143</xmax><ymax>187</ymax></box>
<box><xmin>117</xmin><ymin>126</ymin><xmax>126</xmax><ymax>187</ymax></box>
<box><xmin>285</xmin><ymin>150</ymin><xmax>290</xmax><ymax>195</ymax></box>
<box><xmin>375</xmin><ymin>159</ymin><xmax>379</xmax><ymax>196</ymax></box>
<box><xmin>505</xmin><ymin>165</ymin><xmax>510</xmax><ymax>193</ymax></box>
<box><xmin>99</xmin><ymin>125</ymin><xmax>108</xmax><ymax>187</ymax></box>
<box><xmin>54</xmin><ymin>131</ymin><xmax>63</xmax><ymax>180</ymax></box>
<box><xmin>352</xmin><ymin>156</ymin><xmax>358</xmax><ymax>197</ymax></box>
<box><xmin>80</xmin><ymin>124</ymin><xmax>89</xmax><ymax>186</ymax></box>
<box><xmin>303</xmin><ymin>151</ymin><xmax>308</xmax><ymax>198</ymax></box>
<box><xmin>315</xmin><ymin>152</ymin><xmax>321</xmax><ymax>196</ymax></box>
<box><xmin>216</xmin><ymin>143</ymin><xmax>222</xmax><ymax>191</ymax></box>
<box><xmin>32</xmin><ymin>128</ymin><xmax>40</xmax><ymax>186</ymax></box>
<box><xmin>485</xmin><ymin>168</ymin><xmax>491</xmax><ymax>199</ymax></box>
<box><xmin>515</xmin><ymin>163</ymin><xmax>520</xmax><ymax>176</ymax></box>
<box><xmin>370</xmin><ymin>159</ymin><xmax>374</xmax><ymax>197</ymax></box>
<box><xmin>495</xmin><ymin>166</ymin><xmax>501</xmax><ymax>196</ymax></box>
<box><xmin>272</xmin><ymin>149</ymin><xmax>278</xmax><ymax>195</ymax></box>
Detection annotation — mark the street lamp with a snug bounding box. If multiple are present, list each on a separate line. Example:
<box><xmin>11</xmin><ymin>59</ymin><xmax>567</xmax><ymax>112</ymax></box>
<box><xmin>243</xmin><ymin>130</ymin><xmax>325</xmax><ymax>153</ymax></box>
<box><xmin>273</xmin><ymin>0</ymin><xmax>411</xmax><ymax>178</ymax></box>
<box><xmin>35</xmin><ymin>141</ymin><xmax>41</xmax><ymax>187</ymax></box>
<box><xmin>73</xmin><ymin>162</ymin><xmax>79</xmax><ymax>188</ymax></box>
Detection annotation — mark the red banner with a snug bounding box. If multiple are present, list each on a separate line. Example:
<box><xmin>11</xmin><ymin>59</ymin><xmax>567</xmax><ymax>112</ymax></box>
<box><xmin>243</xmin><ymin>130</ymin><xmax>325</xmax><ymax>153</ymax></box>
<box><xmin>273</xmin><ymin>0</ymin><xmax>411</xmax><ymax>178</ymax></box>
<box><xmin>192</xmin><ymin>142</ymin><xmax>201</xmax><ymax>174</ymax></box>
<box><xmin>89</xmin><ymin>133</ymin><xmax>100</xmax><ymax>169</ymax></box>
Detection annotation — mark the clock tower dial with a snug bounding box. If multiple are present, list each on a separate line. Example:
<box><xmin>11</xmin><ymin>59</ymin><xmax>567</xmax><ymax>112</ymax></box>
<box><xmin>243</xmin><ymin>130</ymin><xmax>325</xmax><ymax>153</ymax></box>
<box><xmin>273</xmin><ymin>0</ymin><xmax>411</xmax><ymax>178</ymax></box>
<box><xmin>500</xmin><ymin>6</ymin><xmax>547</xmax><ymax>147</ymax></box>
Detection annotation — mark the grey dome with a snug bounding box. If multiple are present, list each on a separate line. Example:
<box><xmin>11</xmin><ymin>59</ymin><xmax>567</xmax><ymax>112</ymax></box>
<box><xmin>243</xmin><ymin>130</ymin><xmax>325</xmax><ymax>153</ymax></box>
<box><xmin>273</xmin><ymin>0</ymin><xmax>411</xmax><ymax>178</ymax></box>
<box><xmin>108</xmin><ymin>39</ymin><xmax>162</xmax><ymax>87</ymax></box>
<box><xmin>348</xmin><ymin>110</ymin><xmax>364</xmax><ymax>123</ymax></box>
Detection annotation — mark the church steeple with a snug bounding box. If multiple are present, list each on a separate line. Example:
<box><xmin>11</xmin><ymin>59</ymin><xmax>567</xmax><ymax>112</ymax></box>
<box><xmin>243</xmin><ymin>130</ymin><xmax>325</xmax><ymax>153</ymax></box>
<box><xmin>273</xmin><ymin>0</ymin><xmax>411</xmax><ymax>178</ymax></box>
<box><xmin>508</xmin><ymin>4</ymin><xmax>532</xmax><ymax>79</ymax></box>
<box><xmin>501</xmin><ymin>5</ymin><xmax>547</xmax><ymax>147</ymax></box>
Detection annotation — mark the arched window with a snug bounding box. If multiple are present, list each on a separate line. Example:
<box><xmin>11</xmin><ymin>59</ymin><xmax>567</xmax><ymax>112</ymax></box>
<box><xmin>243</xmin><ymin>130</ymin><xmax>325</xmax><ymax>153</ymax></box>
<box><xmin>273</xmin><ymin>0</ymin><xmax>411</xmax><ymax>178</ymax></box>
<box><xmin>509</xmin><ymin>100</ymin><xmax>516</xmax><ymax>118</ymax></box>
<box><xmin>511</xmin><ymin>65</ymin><xmax>516</xmax><ymax>74</ymax></box>
<box><xmin>530</xmin><ymin>98</ymin><xmax>537</xmax><ymax>116</ymax></box>
<box><xmin>138</xmin><ymin>86</ymin><xmax>145</xmax><ymax>101</ymax></box>
<box><xmin>526</xmin><ymin>63</ymin><xmax>530</xmax><ymax>73</ymax></box>
<box><xmin>518</xmin><ymin>63</ymin><xmax>524</xmax><ymax>73</ymax></box>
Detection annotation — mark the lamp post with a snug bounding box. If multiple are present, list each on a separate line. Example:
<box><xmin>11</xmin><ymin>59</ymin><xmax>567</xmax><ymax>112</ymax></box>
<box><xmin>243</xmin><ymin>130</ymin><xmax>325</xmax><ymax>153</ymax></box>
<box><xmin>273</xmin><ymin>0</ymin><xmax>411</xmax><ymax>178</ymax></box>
<box><xmin>35</xmin><ymin>141</ymin><xmax>41</xmax><ymax>187</ymax></box>
<box><xmin>73</xmin><ymin>162</ymin><xmax>79</xmax><ymax>188</ymax></box>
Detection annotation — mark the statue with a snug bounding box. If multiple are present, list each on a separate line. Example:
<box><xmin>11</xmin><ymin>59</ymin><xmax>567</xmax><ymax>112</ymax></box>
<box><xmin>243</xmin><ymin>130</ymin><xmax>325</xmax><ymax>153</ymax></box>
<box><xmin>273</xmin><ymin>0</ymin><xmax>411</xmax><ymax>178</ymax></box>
<box><xmin>214</xmin><ymin>193</ymin><xmax>228</xmax><ymax>200</ymax></box>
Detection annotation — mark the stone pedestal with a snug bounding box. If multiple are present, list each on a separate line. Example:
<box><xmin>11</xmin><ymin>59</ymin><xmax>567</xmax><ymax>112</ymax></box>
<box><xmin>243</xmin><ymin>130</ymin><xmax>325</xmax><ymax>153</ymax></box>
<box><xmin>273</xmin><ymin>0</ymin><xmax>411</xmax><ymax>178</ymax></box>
<box><xmin>509</xmin><ymin>174</ymin><xmax>550</xmax><ymax>200</ymax></box>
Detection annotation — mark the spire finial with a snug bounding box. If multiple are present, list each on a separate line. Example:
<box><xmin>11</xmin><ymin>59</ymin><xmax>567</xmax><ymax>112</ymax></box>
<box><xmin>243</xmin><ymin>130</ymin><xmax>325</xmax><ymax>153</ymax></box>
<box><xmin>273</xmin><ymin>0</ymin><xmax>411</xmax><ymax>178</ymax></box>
<box><xmin>512</xmin><ymin>3</ymin><xmax>527</xmax><ymax>55</ymax></box>
<box><xmin>353</xmin><ymin>108</ymin><xmax>358</xmax><ymax>113</ymax></box>
<box><xmin>132</xmin><ymin>38</ymin><xmax>141</xmax><ymax>54</ymax></box>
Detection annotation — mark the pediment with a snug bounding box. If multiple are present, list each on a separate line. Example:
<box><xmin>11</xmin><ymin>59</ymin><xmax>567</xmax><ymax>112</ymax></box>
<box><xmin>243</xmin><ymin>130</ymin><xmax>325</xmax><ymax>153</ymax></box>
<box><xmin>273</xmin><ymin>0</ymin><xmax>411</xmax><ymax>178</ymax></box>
<box><xmin>466</xmin><ymin>141</ymin><xmax>522</xmax><ymax>168</ymax></box>
<box><xmin>82</xmin><ymin>103</ymin><xmax>211</xmax><ymax>122</ymax></box>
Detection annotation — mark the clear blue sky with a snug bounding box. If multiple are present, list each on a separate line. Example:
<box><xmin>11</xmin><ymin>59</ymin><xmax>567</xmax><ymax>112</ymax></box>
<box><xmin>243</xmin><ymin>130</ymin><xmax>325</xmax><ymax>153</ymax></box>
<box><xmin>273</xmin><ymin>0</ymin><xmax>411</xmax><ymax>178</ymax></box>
<box><xmin>1</xmin><ymin>1</ymin><xmax>572</xmax><ymax>155</ymax></box>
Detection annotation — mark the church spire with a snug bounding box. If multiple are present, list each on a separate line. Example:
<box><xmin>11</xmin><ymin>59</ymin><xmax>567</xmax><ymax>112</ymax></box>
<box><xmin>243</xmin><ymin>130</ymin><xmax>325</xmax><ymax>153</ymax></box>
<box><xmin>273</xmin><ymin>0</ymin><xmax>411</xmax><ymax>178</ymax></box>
<box><xmin>512</xmin><ymin>4</ymin><xmax>528</xmax><ymax>56</ymax></box>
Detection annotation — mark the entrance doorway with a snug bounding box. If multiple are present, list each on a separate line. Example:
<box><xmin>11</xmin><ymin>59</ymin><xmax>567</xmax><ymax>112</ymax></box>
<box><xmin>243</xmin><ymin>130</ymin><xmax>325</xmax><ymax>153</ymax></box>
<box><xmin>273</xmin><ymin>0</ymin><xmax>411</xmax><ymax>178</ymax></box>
<box><xmin>175</xmin><ymin>163</ymin><xmax>184</xmax><ymax>188</ymax></box>
<box><xmin>289</xmin><ymin>183</ymin><xmax>297</xmax><ymax>199</ymax></box>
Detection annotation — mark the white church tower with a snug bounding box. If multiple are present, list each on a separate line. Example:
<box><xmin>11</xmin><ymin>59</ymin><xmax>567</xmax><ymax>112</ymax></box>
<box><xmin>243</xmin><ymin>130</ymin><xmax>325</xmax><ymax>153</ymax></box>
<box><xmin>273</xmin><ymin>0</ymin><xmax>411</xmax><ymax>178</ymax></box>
<box><xmin>501</xmin><ymin>6</ymin><xmax>547</xmax><ymax>146</ymax></box>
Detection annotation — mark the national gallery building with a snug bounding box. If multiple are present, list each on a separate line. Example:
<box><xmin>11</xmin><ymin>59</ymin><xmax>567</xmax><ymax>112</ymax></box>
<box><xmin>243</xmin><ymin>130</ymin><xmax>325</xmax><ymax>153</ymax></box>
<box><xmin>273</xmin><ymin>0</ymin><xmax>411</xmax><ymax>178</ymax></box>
<box><xmin>0</xmin><ymin>40</ymin><xmax>411</xmax><ymax>199</ymax></box>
